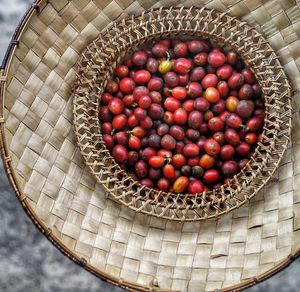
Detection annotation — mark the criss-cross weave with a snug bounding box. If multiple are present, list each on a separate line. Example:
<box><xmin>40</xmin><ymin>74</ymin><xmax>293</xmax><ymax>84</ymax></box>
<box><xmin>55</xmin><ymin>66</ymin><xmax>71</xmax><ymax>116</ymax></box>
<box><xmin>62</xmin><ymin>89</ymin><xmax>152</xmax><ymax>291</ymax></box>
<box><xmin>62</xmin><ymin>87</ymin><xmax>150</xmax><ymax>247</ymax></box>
<box><xmin>1</xmin><ymin>0</ymin><xmax>300</xmax><ymax>291</ymax></box>
<box><xmin>73</xmin><ymin>7</ymin><xmax>292</xmax><ymax>221</ymax></box>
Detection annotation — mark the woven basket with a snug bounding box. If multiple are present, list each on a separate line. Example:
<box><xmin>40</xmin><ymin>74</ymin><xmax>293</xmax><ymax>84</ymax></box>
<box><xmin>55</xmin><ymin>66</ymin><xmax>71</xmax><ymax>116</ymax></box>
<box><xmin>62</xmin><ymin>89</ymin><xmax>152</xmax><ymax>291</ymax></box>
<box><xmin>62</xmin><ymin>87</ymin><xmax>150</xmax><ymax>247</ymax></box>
<box><xmin>73</xmin><ymin>7</ymin><xmax>292</xmax><ymax>221</ymax></box>
<box><xmin>1</xmin><ymin>0</ymin><xmax>300</xmax><ymax>291</ymax></box>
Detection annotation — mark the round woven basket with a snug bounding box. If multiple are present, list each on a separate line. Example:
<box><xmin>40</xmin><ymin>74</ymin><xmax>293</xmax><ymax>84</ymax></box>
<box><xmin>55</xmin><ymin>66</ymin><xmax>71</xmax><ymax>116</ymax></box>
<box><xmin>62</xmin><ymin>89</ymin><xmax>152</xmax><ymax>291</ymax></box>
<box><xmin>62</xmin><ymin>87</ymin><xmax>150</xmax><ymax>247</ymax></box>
<box><xmin>73</xmin><ymin>7</ymin><xmax>292</xmax><ymax>221</ymax></box>
<box><xmin>1</xmin><ymin>0</ymin><xmax>300</xmax><ymax>291</ymax></box>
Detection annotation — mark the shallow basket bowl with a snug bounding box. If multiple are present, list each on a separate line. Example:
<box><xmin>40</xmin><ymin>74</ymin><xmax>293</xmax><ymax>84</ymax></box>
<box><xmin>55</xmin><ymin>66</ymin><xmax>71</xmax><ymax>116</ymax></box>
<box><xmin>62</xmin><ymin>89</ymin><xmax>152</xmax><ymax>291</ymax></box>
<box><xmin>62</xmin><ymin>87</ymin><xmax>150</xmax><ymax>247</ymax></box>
<box><xmin>73</xmin><ymin>6</ymin><xmax>292</xmax><ymax>221</ymax></box>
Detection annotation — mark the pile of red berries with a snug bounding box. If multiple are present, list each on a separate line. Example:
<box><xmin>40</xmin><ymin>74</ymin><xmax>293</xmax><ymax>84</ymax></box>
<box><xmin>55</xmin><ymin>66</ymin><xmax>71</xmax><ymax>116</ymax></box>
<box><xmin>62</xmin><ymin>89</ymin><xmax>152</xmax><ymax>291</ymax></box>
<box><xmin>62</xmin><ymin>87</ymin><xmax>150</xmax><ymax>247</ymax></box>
<box><xmin>99</xmin><ymin>38</ymin><xmax>264</xmax><ymax>194</ymax></box>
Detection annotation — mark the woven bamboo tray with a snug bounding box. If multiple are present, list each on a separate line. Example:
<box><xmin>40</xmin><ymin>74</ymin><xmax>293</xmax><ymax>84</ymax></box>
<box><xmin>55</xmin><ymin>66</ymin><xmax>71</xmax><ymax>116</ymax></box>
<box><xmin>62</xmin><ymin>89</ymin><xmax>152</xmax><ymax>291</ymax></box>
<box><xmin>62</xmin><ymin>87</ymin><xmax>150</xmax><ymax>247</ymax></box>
<box><xmin>1</xmin><ymin>0</ymin><xmax>300</xmax><ymax>291</ymax></box>
<box><xmin>73</xmin><ymin>7</ymin><xmax>292</xmax><ymax>221</ymax></box>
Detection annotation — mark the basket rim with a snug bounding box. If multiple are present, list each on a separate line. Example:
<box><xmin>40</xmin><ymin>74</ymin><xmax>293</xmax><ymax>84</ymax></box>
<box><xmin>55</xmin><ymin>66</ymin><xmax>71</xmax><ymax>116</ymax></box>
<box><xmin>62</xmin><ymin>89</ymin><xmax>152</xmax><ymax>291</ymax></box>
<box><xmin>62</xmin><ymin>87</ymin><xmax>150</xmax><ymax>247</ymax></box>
<box><xmin>73</xmin><ymin>6</ymin><xmax>292</xmax><ymax>221</ymax></box>
<box><xmin>0</xmin><ymin>1</ymin><xmax>297</xmax><ymax>291</ymax></box>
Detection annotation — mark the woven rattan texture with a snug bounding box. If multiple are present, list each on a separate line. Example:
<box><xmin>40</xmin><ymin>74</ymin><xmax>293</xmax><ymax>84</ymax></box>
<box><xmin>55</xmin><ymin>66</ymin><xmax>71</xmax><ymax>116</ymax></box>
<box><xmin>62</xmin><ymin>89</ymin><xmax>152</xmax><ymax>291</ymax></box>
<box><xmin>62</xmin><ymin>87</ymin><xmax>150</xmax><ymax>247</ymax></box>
<box><xmin>73</xmin><ymin>7</ymin><xmax>292</xmax><ymax>221</ymax></box>
<box><xmin>1</xmin><ymin>0</ymin><xmax>300</xmax><ymax>291</ymax></box>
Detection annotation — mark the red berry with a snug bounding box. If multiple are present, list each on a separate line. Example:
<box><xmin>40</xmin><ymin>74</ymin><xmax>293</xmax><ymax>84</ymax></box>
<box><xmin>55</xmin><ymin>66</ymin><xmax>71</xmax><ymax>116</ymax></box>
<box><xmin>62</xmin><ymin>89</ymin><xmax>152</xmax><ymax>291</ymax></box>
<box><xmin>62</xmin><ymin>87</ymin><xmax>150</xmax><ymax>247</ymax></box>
<box><xmin>225</xmin><ymin>129</ymin><xmax>240</xmax><ymax>146</ymax></box>
<box><xmin>105</xmin><ymin>80</ymin><xmax>118</xmax><ymax>94</ymax></box>
<box><xmin>103</xmin><ymin>134</ymin><xmax>114</xmax><ymax>150</ymax></box>
<box><xmin>149</xmin><ymin>155</ymin><xmax>165</xmax><ymax>168</ymax></box>
<box><xmin>164</xmin><ymin>72</ymin><xmax>179</xmax><ymax>88</ymax></box>
<box><xmin>173</xmin><ymin>108</ymin><xmax>188</xmax><ymax>125</ymax></box>
<box><xmin>228</xmin><ymin>73</ymin><xmax>244</xmax><ymax>89</ymax></box>
<box><xmin>188</xmin><ymin>180</ymin><xmax>204</xmax><ymax>194</ymax></box>
<box><xmin>172</xmin><ymin>154</ymin><xmax>186</xmax><ymax>169</ymax></box>
<box><xmin>203</xmin><ymin>169</ymin><xmax>219</xmax><ymax>184</ymax></box>
<box><xmin>148</xmin><ymin>77</ymin><xmax>163</xmax><ymax>91</ymax></box>
<box><xmin>146</xmin><ymin>57</ymin><xmax>158</xmax><ymax>73</ymax></box>
<box><xmin>216</xmin><ymin>64</ymin><xmax>233</xmax><ymax>80</ymax></box>
<box><xmin>173</xmin><ymin>58</ymin><xmax>192</xmax><ymax>74</ymax></box>
<box><xmin>140</xmin><ymin>116</ymin><xmax>153</xmax><ymax>129</ymax></box>
<box><xmin>220</xmin><ymin>144</ymin><xmax>235</xmax><ymax>161</ymax></box>
<box><xmin>131</xmin><ymin>126</ymin><xmax>146</xmax><ymax>138</ymax></box>
<box><xmin>138</xmin><ymin>95</ymin><xmax>152</xmax><ymax>109</ymax></box>
<box><xmin>115</xmin><ymin>65</ymin><xmax>129</xmax><ymax>78</ymax></box>
<box><xmin>120</xmin><ymin>77</ymin><xmax>135</xmax><ymax>94</ymax></box>
<box><xmin>128</xmin><ymin>136</ymin><xmax>141</xmax><ymax>150</ymax></box>
<box><xmin>170</xmin><ymin>125</ymin><xmax>185</xmax><ymax>141</ymax></box>
<box><xmin>201</xmin><ymin>73</ymin><xmax>218</xmax><ymax>88</ymax></box>
<box><xmin>163</xmin><ymin>164</ymin><xmax>175</xmax><ymax>180</ymax></box>
<box><xmin>222</xmin><ymin>161</ymin><xmax>239</xmax><ymax>177</ymax></box>
<box><xmin>217</xmin><ymin>81</ymin><xmax>229</xmax><ymax>98</ymax></box>
<box><xmin>133</xmin><ymin>86</ymin><xmax>149</xmax><ymax>100</ymax></box>
<box><xmin>101</xmin><ymin>93</ymin><xmax>113</xmax><ymax>105</ymax></box>
<box><xmin>225</xmin><ymin>113</ymin><xmax>243</xmax><ymax>129</ymax></box>
<box><xmin>174</xmin><ymin>42</ymin><xmax>188</xmax><ymax>57</ymax></box>
<box><xmin>182</xmin><ymin>100</ymin><xmax>194</xmax><ymax>112</ymax></box>
<box><xmin>134</xmin><ymin>107</ymin><xmax>147</xmax><ymax>121</ymax></box>
<box><xmin>194</xmin><ymin>98</ymin><xmax>210</xmax><ymax>112</ymax></box>
<box><xmin>187</xmin><ymin>40</ymin><xmax>204</xmax><ymax>54</ymax></box>
<box><xmin>114</xmin><ymin>131</ymin><xmax>128</xmax><ymax>146</ymax></box>
<box><xmin>148</xmin><ymin>103</ymin><xmax>164</xmax><ymax>120</ymax></box>
<box><xmin>236</xmin><ymin>142</ymin><xmax>250</xmax><ymax>156</ymax></box>
<box><xmin>131</xmin><ymin>50</ymin><xmax>148</xmax><ymax>67</ymax></box>
<box><xmin>183</xmin><ymin>143</ymin><xmax>200</xmax><ymax>157</ymax></box>
<box><xmin>135</xmin><ymin>160</ymin><xmax>148</xmax><ymax>178</ymax></box>
<box><xmin>208</xmin><ymin>117</ymin><xmax>224</xmax><ymax>132</ymax></box>
<box><xmin>204</xmin><ymin>87</ymin><xmax>220</xmax><ymax>103</ymax></box>
<box><xmin>172</xmin><ymin>86</ymin><xmax>187</xmax><ymax>100</ymax></box>
<box><xmin>112</xmin><ymin>114</ymin><xmax>127</xmax><ymax>130</ymax></box>
<box><xmin>113</xmin><ymin>145</ymin><xmax>128</xmax><ymax>163</ymax></box>
<box><xmin>141</xmin><ymin>147</ymin><xmax>156</xmax><ymax>162</ymax></box>
<box><xmin>133</xmin><ymin>69</ymin><xmax>151</xmax><ymax>84</ymax></box>
<box><xmin>157</xmin><ymin>177</ymin><xmax>170</xmax><ymax>191</ymax></box>
<box><xmin>194</xmin><ymin>52</ymin><xmax>208</xmax><ymax>66</ymax></box>
<box><xmin>190</xmin><ymin>67</ymin><xmax>206</xmax><ymax>82</ymax></box>
<box><xmin>101</xmin><ymin>122</ymin><xmax>112</xmax><ymax>134</ymax></box>
<box><xmin>188</xmin><ymin>111</ymin><xmax>203</xmax><ymax>129</ymax></box>
<box><xmin>208</xmin><ymin>51</ymin><xmax>226</xmax><ymax>67</ymax></box>
<box><xmin>161</xmin><ymin>134</ymin><xmax>176</xmax><ymax>150</ymax></box>
<box><xmin>204</xmin><ymin>138</ymin><xmax>221</xmax><ymax>156</ymax></box>
<box><xmin>152</xmin><ymin>43</ymin><xmax>168</xmax><ymax>58</ymax></box>
<box><xmin>108</xmin><ymin>98</ymin><xmax>124</xmax><ymax>115</ymax></box>
<box><xmin>187</xmin><ymin>82</ymin><xmax>203</xmax><ymax>98</ymax></box>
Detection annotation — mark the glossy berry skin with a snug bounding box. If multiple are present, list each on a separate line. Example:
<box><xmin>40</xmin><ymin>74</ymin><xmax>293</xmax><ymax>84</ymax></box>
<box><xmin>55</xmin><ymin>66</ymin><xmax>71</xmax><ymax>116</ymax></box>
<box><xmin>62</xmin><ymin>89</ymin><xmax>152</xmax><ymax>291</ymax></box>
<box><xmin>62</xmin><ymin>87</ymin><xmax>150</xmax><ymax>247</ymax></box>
<box><xmin>220</xmin><ymin>144</ymin><xmax>235</xmax><ymax>161</ymax></box>
<box><xmin>173</xmin><ymin>58</ymin><xmax>192</xmax><ymax>74</ymax></box>
<box><xmin>208</xmin><ymin>51</ymin><xmax>226</xmax><ymax>67</ymax></box>
<box><xmin>204</xmin><ymin>87</ymin><xmax>220</xmax><ymax>103</ymax></box>
<box><xmin>203</xmin><ymin>169</ymin><xmax>219</xmax><ymax>184</ymax></box>
<box><xmin>131</xmin><ymin>50</ymin><xmax>148</xmax><ymax>67</ymax></box>
<box><xmin>108</xmin><ymin>98</ymin><xmax>124</xmax><ymax>115</ymax></box>
<box><xmin>173</xmin><ymin>176</ymin><xmax>189</xmax><ymax>193</ymax></box>
<box><xmin>163</xmin><ymin>164</ymin><xmax>175</xmax><ymax>180</ymax></box>
<box><xmin>174</xmin><ymin>108</ymin><xmax>188</xmax><ymax>125</ymax></box>
<box><xmin>119</xmin><ymin>77</ymin><xmax>135</xmax><ymax>94</ymax></box>
<box><xmin>133</xmin><ymin>70</ymin><xmax>151</xmax><ymax>84</ymax></box>
<box><xmin>115</xmin><ymin>65</ymin><xmax>129</xmax><ymax>78</ymax></box>
<box><xmin>222</xmin><ymin>161</ymin><xmax>239</xmax><ymax>177</ymax></box>
<box><xmin>112</xmin><ymin>114</ymin><xmax>127</xmax><ymax>130</ymax></box>
<box><xmin>113</xmin><ymin>145</ymin><xmax>128</xmax><ymax>163</ymax></box>
<box><xmin>204</xmin><ymin>139</ymin><xmax>221</xmax><ymax>156</ymax></box>
<box><xmin>149</xmin><ymin>156</ymin><xmax>165</xmax><ymax>168</ymax></box>
<box><xmin>188</xmin><ymin>180</ymin><xmax>204</xmax><ymax>194</ymax></box>
<box><xmin>157</xmin><ymin>178</ymin><xmax>170</xmax><ymax>191</ymax></box>
<box><xmin>135</xmin><ymin>160</ymin><xmax>148</xmax><ymax>178</ymax></box>
<box><xmin>183</xmin><ymin>144</ymin><xmax>200</xmax><ymax>157</ymax></box>
<box><xmin>161</xmin><ymin>134</ymin><xmax>177</xmax><ymax>150</ymax></box>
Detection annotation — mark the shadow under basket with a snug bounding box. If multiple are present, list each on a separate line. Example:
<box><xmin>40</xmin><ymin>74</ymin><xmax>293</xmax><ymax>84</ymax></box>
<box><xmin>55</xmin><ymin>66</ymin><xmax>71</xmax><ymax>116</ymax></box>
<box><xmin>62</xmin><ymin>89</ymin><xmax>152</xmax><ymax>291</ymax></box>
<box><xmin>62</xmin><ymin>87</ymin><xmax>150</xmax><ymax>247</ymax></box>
<box><xmin>73</xmin><ymin>7</ymin><xmax>292</xmax><ymax>221</ymax></box>
<box><xmin>2</xmin><ymin>0</ymin><xmax>300</xmax><ymax>291</ymax></box>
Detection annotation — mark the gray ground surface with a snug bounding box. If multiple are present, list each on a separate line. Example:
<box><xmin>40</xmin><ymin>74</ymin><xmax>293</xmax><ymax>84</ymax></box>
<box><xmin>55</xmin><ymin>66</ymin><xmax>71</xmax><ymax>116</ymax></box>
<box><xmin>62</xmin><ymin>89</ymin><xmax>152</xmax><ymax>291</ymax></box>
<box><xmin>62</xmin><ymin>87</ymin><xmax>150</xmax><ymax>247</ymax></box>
<box><xmin>0</xmin><ymin>1</ymin><xmax>299</xmax><ymax>291</ymax></box>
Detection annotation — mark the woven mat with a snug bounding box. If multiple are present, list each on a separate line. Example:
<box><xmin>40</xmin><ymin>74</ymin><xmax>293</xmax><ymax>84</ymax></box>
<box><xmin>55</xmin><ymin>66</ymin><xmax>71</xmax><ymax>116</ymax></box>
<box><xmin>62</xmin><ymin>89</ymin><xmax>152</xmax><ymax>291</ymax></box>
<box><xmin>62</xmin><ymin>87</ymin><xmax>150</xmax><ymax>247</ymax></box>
<box><xmin>1</xmin><ymin>0</ymin><xmax>300</xmax><ymax>291</ymax></box>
